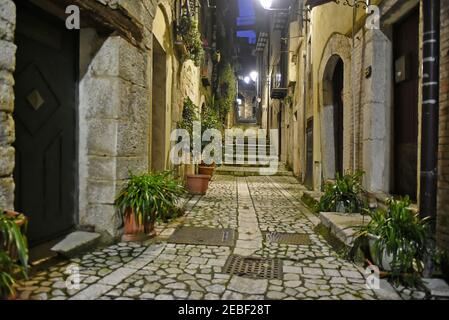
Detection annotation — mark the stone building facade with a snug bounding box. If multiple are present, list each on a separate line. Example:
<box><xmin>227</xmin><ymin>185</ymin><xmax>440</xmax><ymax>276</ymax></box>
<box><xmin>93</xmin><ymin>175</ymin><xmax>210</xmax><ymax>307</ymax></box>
<box><xmin>438</xmin><ymin>0</ymin><xmax>449</xmax><ymax>250</ymax></box>
<box><xmin>259</xmin><ymin>0</ymin><xmax>449</xmax><ymax>252</ymax></box>
<box><xmin>0</xmin><ymin>0</ymin><xmax>209</xmax><ymax>244</ymax></box>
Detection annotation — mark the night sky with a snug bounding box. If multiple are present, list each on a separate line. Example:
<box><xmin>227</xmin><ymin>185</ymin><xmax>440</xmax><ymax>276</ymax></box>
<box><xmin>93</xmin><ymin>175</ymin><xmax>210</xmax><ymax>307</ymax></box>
<box><xmin>236</xmin><ymin>0</ymin><xmax>256</xmax><ymax>44</ymax></box>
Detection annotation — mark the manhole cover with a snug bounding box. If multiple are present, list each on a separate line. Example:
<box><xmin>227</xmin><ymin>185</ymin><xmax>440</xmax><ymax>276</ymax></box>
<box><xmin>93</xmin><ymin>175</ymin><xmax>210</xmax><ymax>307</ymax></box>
<box><xmin>224</xmin><ymin>255</ymin><xmax>282</xmax><ymax>280</ymax></box>
<box><xmin>168</xmin><ymin>227</ymin><xmax>236</xmax><ymax>247</ymax></box>
<box><xmin>264</xmin><ymin>232</ymin><xmax>312</xmax><ymax>246</ymax></box>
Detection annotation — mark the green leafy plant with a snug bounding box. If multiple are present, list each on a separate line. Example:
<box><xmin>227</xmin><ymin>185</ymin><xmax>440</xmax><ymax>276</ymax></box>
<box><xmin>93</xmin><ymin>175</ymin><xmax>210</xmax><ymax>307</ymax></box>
<box><xmin>115</xmin><ymin>172</ymin><xmax>186</xmax><ymax>225</ymax></box>
<box><xmin>360</xmin><ymin>197</ymin><xmax>429</xmax><ymax>284</ymax></box>
<box><xmin>179</xmin><ymin>16</ymin><xmax>204</xmax><ymax>67</ymax></box>
<box><xmin>201</xmin><ymin>96</ymin><xmax>221</xmax><ymax>135</ymax></box>
<box><xmin>317</xmin><ymin>171</ymin><xmax>365</xmax><ymax>213</ymax></box>
<box><xmin>178</xmin><ymin>97</ymin><xmax>199</xmax><ymax>136</ymax></box>
<box><xmin>217</xmin><ymin>64</ymin><xmax>237</xmax><ymax>126</ymax></box>
<box><xmin>0</xmin><ymin>210</ymin><xmax>29</xmax><ymax>299</ymax></box>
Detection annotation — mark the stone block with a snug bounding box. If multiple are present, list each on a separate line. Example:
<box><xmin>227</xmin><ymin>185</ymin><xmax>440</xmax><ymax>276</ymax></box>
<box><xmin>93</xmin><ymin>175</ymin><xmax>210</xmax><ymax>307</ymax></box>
<box><xmin>51</xmin><ymin>231</ymin><xmax>101</xmax><ymax>258</ymax></box>
<box><xmin>116</xmin><ymin>119</ymin><xmax>148</xmax><ymax>157</ymax></box>
<box><xmin>423</xmin><ymin>278</ymin><xmax>449</xmax><ymax>298</ymax></box>
<box><xmin>0</xmin><ymin>177</ymin><xmax>14</xmax><ymax>209</ymax></box>
<box><xmin>0</xmin><ymin>82</ymin><xmax>13</xmax><ymax>112</ymax></box>
<box><xmin>0</xmin><ymin>111</ymin><xmax>14</xmax><ymax>145</ymax></box>
<box><xmin>0</xmin><ymin>39</ymin><xmax>16</xmax><ymax>71</ymax></box>
<box><xmin>227</xmin><ymin>276</ymin><xmax>268</xmax><ymax>295</ymax></box>
<box><xmin>116</xmin><ymin>156</ymin><xmax>148</xmax><ymax>179</ymax></box>
<box><xmin>0</xmin><ymin>145</ymin><xmax>14</xmax><ymax>176</ymax></box>
<box><xmin>87</xmin><ymin>179</ymin><xmax>117</xmax><ymax>204</ymax></box>
<box><xmin>87</xmin><ymin>155</ymin><xmax>116</xmax><ymax>180</ymax></box>
<box><xmin>118</xmin><ymin>83</ymin><xmax>149</xmax><ymax>120</ymax></box>
<box><xmin>90</xmin><ymin>37</ymin><xmax>120</xmax><ymax>77</ymax></box>
<box><xmin>0</xmin><ymin>1</ymin><xmax>15</xmax><ymax>42</ymax></box>
<box><xmin>119</xmin><ymin>40</ymin><xmax>147</xmax><ymax>87</ymax></box>
<box><xmin>81</xmin><ymin>204</ymin><xmax>120</xmax><ymax>239</ymax></box>
<box><xmin>86</xmin><ymin>118</ymin><xmax>118</xmax><ymax>156</ymax></box>
<box><xmin>319</xmin><ymin>212</ymin><xmax>371</xmax><ymax>248</ymax></box>
<box><xmin>82</xmin><ymin>76</ymin><xmax>121</xmax><ymax>119</ymax></box>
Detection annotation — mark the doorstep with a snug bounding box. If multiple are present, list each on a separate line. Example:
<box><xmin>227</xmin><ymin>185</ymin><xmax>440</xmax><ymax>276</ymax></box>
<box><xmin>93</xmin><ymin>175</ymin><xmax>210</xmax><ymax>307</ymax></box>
<box><xmin>319</xmin><ymin>212</ymin><xmax>371</xmax><ymax>248</ymax></box>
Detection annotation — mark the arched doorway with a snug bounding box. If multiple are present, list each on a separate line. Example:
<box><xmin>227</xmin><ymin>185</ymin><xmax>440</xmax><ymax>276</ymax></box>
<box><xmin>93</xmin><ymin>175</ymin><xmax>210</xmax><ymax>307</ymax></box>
<box><xmin>322</xmin><ymin>55</ymin><xmax>344</xmax><ymax>180</ymax></box>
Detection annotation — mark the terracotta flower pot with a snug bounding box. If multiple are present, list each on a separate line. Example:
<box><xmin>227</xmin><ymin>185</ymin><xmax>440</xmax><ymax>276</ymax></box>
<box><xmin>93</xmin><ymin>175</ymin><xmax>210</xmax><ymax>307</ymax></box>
<box><xmin>122</xmin><ymin>210</ymin><xmax>156</xmax><ymax>242</ymax></box>
<box><xmin>200</xmin><ymin>161</ymin><xmax>216</xmax><ymax>168</ymax></box>
<box><xmin>186</xmin><ymin>174</ymin><xmax>210</xmax><ymax>195</ymax></box>
<box><xmin>198</xmin><ymin>165</ymin><xmax>214</xmax><ymax>177</ymax></box>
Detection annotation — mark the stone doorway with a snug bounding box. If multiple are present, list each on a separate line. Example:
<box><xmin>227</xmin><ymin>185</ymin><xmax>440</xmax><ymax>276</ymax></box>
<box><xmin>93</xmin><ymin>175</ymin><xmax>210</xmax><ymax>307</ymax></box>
<box><xmin>151</xmin><ymin>36</ymin><xmax>167</xmax><ymax>172</ymax></box>
<box><xmin>13</xmin><ymin>2</ymin><xmax>77</xmax><ymax>245</ymax></box>
<box><xmin>322</xmin><ymin>55</ymin><xmax>344</xmax><ymax>180</ymax></box>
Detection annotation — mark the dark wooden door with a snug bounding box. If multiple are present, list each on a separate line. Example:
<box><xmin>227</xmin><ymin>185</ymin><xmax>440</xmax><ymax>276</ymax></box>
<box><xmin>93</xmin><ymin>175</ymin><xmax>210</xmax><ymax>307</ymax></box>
<box><xmin>13</xmin><ymin>5</ymin><xmax>77</xmax><ymax>245</ymax></box>
<box><xmin>333</xmin><ymin>59</ymin><xmax>344</xmax><ymax>176</ymax></box>
<box><xmin>305</xmin><ymin>118</ymin><xmax>314</xmax><ymax>188</ymax></box>
<box><xmin>278</xmin><ymin>109</ymin><xmax>282</xmax><ymax>157</ymax></box>
<box><xmin>393</xmin><ymin>7</ymin><xmax>419</xmax><ymax>200</ymax></box>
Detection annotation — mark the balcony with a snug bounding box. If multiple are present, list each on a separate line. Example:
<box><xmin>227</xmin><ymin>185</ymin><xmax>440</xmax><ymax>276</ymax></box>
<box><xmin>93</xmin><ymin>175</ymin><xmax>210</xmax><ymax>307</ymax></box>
<box><xmin>270</xmin><ymin>52</ymin><xmax>288</xmax><ymax>100</ymax></box>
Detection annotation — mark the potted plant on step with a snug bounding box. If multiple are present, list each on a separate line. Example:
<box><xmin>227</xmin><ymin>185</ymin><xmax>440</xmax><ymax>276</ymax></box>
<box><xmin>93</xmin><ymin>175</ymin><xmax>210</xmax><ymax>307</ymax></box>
<box><xmin>357</xmin><ymin>197</ymin><xmax>429</xmax><ymax>286</ymax></box>
<box><xmin>317</xmin><ymin>171</ymin><xmax>365</xmax><ymax>214</ymax></box>
<box><xmin>0</xmin><ymin>209</ymin><xmax>29</xmax><ymax>300</ymax></box>
<box><xmin>199</xmin><ymin>96</ymin><xmax>221</xmax><ymax>178</ymax></box>
<box><xmin>115</xmin><ymin>172</ymin><xmax>186</xmax><ymax>242</ymax></box>
<box><xmin>178</xmin><ymin>98</ymin><xmax>211</xmax><ymax>195</ymax></box>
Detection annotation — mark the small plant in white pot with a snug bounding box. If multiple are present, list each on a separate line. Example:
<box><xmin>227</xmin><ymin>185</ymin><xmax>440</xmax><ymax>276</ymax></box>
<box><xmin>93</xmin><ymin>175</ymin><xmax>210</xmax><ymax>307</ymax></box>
<box><xmin>358</xmin><ymin>197</ymin><xmax>430</xmax><ymax>285</ymax></box>
<box><xmin>317</xmin><ymin>171</ymin><xmax>365</xmax><ymax>214</ymax></box>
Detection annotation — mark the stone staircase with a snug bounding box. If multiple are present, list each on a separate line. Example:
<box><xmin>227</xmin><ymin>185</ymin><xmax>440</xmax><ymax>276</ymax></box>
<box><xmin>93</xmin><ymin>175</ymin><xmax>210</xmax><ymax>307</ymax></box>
<box><xmin>215</xmin><ymin>131</ymin><xmax>293</xmax><ymax>177</ymax></box>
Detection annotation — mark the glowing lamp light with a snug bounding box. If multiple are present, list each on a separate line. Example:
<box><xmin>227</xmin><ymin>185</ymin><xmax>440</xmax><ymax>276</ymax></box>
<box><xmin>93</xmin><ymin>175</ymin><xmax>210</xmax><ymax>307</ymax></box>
<box><xmin>244</xmin><ymin>76</ymin><xmax>251</xmax><ymax>84</ymax></box>
<box><xmin>259</xmin><ymin>0</ymin><xmax>273</xmax><ymax>10</ymax></box>
<box><xmin>250</xmin><ymin>71</ymin><xmax>259</xmax><ymax>82</ymax></box>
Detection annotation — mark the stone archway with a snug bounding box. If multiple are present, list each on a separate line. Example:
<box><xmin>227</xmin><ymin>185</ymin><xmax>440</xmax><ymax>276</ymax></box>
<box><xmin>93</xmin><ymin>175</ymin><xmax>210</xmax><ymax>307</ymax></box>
<box><xmin>318</xmin><ymin>34</ymin><xmax>352</xmax><ymax>181</ymax></box>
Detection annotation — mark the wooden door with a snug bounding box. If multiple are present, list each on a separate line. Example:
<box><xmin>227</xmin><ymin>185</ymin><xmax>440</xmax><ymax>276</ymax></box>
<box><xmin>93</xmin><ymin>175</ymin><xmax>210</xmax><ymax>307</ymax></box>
<box><xmin>13</xmin><ymin>4</ymin><xmax>78</xmax><ymax>244</ymax></box>
<box><xmin>393</xmin><ymin>7</ymin><xmax>419</xmax><ymax>200</ymax></box>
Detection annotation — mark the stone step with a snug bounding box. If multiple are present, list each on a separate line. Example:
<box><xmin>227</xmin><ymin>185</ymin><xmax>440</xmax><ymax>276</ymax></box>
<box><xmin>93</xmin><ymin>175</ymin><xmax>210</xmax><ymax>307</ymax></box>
<box><xmin>51</xmin><ymin>231</ymin><xmax>101</xmax><ymax>258</ymax></box>
<box><xmin>215</xmin><ymin>165</ymin><xmax>293</xmax><ymax>177</ymax></box>
<box><xmin>319</xmin><ymin>212</ymin><xmax>371</xmax><ymax>248</ymax></box>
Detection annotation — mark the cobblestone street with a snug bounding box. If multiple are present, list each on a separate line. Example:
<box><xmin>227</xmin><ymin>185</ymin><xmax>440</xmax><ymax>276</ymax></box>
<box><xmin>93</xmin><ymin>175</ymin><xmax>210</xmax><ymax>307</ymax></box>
<box><xmin>16</xmin><ymin>175</ymin><xmax>382</xmax><ymax>300</ymax></box>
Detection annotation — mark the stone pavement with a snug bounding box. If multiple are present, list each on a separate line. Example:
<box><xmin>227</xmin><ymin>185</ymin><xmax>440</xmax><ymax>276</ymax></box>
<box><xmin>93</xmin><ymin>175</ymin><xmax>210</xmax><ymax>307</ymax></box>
<box><xmin>17</xmin><ymin>175</ymin><xmax>391</xmax><ymax>300</ymax></box>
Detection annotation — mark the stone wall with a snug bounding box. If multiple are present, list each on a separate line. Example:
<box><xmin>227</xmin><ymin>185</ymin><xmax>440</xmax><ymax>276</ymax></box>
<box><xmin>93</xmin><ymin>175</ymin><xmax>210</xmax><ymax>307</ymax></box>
<box><xmin>0</xmin><ymin>0</ymin><xmax>16</xmax><ymax>210</ymax></box>
<box><xmin>352</xmin><ymin>28</ymin><xmax>393</xmax><ymax>193</ymax></box>
<box><xmin>438</xmin><ymin>1</ymin><xmax>449</xmax><ymax>251</ymax></box>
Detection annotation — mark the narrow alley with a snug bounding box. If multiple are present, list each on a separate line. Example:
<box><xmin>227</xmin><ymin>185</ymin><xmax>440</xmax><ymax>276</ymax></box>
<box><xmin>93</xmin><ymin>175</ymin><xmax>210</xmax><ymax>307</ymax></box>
<box><xmin>16</xmin><ymin>174</ymin><xmax>382</xmax><ymax>300</ymax></box>
<box><xmin>1</xmin><ymin>0</ymin><xmax>449</xmax><ymax>306</ymax></box>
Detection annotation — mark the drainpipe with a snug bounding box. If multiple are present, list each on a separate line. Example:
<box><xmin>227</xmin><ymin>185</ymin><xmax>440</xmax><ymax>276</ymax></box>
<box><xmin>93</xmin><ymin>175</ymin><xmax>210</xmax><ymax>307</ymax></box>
<box><xmin>420</xmin><ymin>0</ymin><xmax>440</xmax><ymax>276</ymax></box>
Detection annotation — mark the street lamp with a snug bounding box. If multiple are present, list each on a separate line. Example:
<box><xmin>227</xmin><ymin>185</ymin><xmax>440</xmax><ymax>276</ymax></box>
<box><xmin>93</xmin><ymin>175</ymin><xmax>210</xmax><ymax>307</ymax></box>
<box><xmin>250</xmin><ymin>71</ymin><xmax>259</xmax><ymax>82</ymax></box>
<box><xmin>244</xmin><ymin>76</ymin><xmax>251</xmax><ymax>84</ymax></box>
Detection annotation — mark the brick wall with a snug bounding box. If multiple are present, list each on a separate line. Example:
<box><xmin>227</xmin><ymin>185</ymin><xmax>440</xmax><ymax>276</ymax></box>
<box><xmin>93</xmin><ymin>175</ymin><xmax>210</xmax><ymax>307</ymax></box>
<box><xmin>438</xmin><ymin>0</ymin><xmax>449</xmax><ymax>251</ymax></box>
<box><xmin>0</xmin><ymin>0</ymin><xmax>16</xmax><ymax>210</ymax></box>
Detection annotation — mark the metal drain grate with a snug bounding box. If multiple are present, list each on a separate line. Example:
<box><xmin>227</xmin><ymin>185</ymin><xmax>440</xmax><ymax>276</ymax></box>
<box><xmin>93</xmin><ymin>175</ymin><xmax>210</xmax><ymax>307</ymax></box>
<box><xmin>224</xmin><ymin>255</ymin><xmax>282</xmax><ymax>280</ymax></box>
<box><xmin>264</xmin><ymin>232</ymin><xmax>312</xmax><ymax>246</ymax></box>
<box><xmin>168</xmin><ymin>227</ymin><xmax>236</xmax><ymax>247</ymax></box>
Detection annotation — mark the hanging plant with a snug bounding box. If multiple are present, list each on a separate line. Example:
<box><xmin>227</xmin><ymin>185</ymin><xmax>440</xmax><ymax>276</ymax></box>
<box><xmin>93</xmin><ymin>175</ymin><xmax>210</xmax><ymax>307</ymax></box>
<box><xmin>182</xmin><ymin>18</ymin><xmax>204</xmax><ymax>67</ymax></box>
<box><xmin>216</xmin><ymin>64</ymin><xmax>237</xmax><ymax>126</ymax></box>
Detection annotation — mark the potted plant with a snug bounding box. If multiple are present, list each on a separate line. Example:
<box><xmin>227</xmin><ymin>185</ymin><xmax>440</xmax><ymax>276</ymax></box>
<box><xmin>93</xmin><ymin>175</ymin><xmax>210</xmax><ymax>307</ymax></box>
<box><xmin>358</xmin><ymin>197</ymin><xmax>429</xmax><ymax>284</ymax></box>
<box><xmin>177</xmin><ymin>14</ymin><xmax>204</xmax><ymax>67</ymax></box>
<box><xmin>0</xmin><ymin>209</ymin><xmax>29</xmax><ymax>300</ymax></box>
<box><xmin>316</xmin><ymin>171</ymin><xmax>365</xmax><ymax>214</ymax></box>
<box><xmin>115</xmin><ymin>172</ymin><xmax>185</xmax><ymax>242</ymax></box>
<box><xmin>199</xmin><ymin>96</ymin><xmax>221</xmax><ymax>178</ymax></box>
<box><xmin>178</xmin><ymin>98</ymin><xmax>211</xmax><ymax>195</ymax></box>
